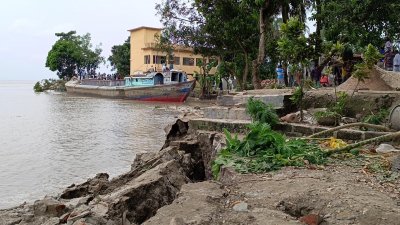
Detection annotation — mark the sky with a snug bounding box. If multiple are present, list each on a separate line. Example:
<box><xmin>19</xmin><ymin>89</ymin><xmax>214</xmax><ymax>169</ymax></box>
<box><xmin>0</xmin><ymin>0</ymin><xmax>162</xmax><ymax>81</ymax></box>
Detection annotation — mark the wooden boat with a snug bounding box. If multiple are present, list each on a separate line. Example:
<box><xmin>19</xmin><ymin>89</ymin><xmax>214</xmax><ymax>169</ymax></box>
<box><xmin>65</xmin><ymin>70</ymin><xmax>195</xmax><ymax>102</ymax></box>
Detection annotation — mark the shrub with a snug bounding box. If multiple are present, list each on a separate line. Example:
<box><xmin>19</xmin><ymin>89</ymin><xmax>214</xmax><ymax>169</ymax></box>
<box><xmin>246</xmin><ymin>98</ymin><xmax>279</xmax><ymax>126</ymax></box>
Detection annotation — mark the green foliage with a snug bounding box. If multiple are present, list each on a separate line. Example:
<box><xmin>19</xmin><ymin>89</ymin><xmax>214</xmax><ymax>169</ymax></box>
<box><xmin>278</xmin><ymin>17</ymin><xmax>309</xmax><ymax>66</ymax></box>
<box><xmin>352</xmin><ymin>44</ymin><xmax>383</xmax><ymax>88</ymax></box>
<box><xmin>33</xmin><ymin>82</ymin><xmax>43</xmax><ymax>92</ymax></box>
<box><xmin>331</xmin><ymin>91</ymin><xmax>348</xmax><ymax>115</ymax></box>
<box><xmin>363</xmin><ymin>109</ymin><xmax>389</xmax><ymax>125</ymax></box>
<box><xmin>33</xmin><ymin>79</ymin><xmax>67</xmax><ymax>92</ymax></box>
<box><xmin>320</xmin><ymin>0</ymin><xmax>400</xmax><ymax>48</ymax></box>
<box><xmin>246</xmin><ymin>98</ymin><xmax>279</xmax><ymax>126</ymax></box>
<box><xmin>363</xmin><ymin>44</ymin><xmax>383</xmax><ymax>69</ymax></box>
<box><xmin>108</xmin><ymin>37</ymin><xmax>130</xmax><ymax>77</ymax></box>
<box><xmin>290</xmin><ymin>86</ymin><xmax>304</xmax><ymax>106</ymax></box>
<box><xmin>212</xmin><ymin>123</ymin><xmax>326</xmax><ymax>178</ymax></box>
<box><xmin>314</xmin><ymin>110</ymin><xmax>341</xmax><ymax>120</ymax></box>
<box><xmin>46</xmin><ymin>31</ymin><xmax>103</xmax><ymax>80</ymax></box>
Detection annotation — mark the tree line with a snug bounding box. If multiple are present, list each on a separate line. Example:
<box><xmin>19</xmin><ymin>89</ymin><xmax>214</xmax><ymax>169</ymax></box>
<box><xmin>155</xmin><ymin>0</ymin><xmax>400</xmax><ymax>90</ymax></box>
<box><xmin>46</xmin><ymin>0</ymin><xmax>400</xmax><ymax>85</ymax></box>
<box><xmin>45</xmin><ymin>31</ymin><xmax>130</xmax><ymax>80</ymax></box>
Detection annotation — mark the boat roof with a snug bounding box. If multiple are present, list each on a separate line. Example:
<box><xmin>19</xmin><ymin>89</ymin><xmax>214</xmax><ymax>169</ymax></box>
<box><xmin>126</xmin><ymin>70</ymin><xmax>186</xmax><ymax>79</ymax></box>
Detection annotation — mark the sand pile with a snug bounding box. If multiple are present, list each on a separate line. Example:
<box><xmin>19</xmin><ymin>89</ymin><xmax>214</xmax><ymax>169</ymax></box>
<box><xmin>338</xmin><ymin>67</ymin><xmax>394</xmax><ymax>91</ymax></box>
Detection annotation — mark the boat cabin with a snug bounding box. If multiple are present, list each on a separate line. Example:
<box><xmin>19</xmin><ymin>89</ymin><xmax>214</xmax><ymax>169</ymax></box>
<box><xmin>124</xmin><ymin>70</ymin><xmax>188</xmax><ymax>87</ymax></box>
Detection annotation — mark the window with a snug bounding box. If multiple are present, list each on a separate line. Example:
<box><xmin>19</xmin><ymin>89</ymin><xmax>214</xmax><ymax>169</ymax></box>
<box><xmin>174</xmin><ymin>57</ymin><xmax>180</xmax><ymax>65</ymax></box>
<box><xmin>153</xmin><ymin>55</ymin><xmax>166</xmax><ymax>64</ymax></box>
<box><xmin>144</xmin><ymin>55</ymin><xmax>150</xmax><ymax>64</ymax></box>
<box><xmin>196</xmin><ymin>58</ymin><xmax>204</xmax><ymax>66</ymax></box>
<box><xmin>183</xmin><ymin>57</ymin><xmax>194</xmax><ymax>66</ymax></box>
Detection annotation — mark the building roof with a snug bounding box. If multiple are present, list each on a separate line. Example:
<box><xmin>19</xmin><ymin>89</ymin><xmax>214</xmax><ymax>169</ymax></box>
<box><xmin>128</xmin><ymin>26</ymin><xmax>163</xmax><ymax>32</ymax></box>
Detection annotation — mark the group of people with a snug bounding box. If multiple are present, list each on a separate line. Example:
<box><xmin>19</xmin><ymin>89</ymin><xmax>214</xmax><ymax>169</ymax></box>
<box><xmin>276</xmin><ymin>64</ymin><xmax>305</xmax><ymax>87</ymax></box>
<box><xmin>275</xmin><ymin>63</ymin><xmax>350</xmax><ymax>88</ymax></box>
<box><xmin>384</xmin><ymin>38</ymin><xmax>400</xmax><ymax>72</ymax></box>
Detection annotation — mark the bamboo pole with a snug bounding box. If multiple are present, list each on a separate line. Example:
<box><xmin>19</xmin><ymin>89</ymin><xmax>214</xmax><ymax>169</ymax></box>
<box><xmin>308</xmin><ymin>123</ymin><xmax>393</xmax><ymax>138</ymax></box>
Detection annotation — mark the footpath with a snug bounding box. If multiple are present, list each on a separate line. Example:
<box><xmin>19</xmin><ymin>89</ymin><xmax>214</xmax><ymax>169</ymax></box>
<box><xmin>1</xmin><ymin>90</ymin><xmax>400</xmax><ymax>225</ymax></box>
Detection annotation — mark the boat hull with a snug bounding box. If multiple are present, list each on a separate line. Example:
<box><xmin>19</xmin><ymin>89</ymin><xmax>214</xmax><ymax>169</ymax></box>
<box><xmin>65</xmin><ymin>80</ymin><xmax>195</xmax><ymax>103</ymax></box>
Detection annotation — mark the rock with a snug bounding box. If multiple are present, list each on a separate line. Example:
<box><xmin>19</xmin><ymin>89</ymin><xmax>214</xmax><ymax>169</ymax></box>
<box><xmin>341</xmin><ymin>117</ymin><xmax>358</xmax><ymax>124</ymax></box>
<box><xmin>71</xmin><ymin>218</ymin><xmax>93</xmax><ymax>225</ymax></box>
<box><xmin>376</xmin><ymin>143</ymin><xmax>400</xmax><ymax>153</ymax></box>
<box><xmin>42</xmin><ymin>217</ymin><xmax>60</xmax><ymax>225</ymax></box>
<box><xmin>102</xmin><ymin>160</ymin><xmax>189</xmax><ymax>224</ymax></box>
<box><xmin>280</xmin><ymin>113</ymin><xmax>300</xmax><ymax>123</ymax></box>
<box><xmin>33</xmin><ymin>197</ymin><xmax>66</xmax><ymax>217</ymax></box>
<box><xmin>63</xmin><ymin>195</ymin><xmax>93</xmax><ymax>209</ymax></box>
<box><xmin>170</xmin><ymin>217</ymin><xmax>186</xmax><ymax>225</ymax></box>
<box><xmin>232</xmin><ymin>202</ymin><xmax>248</xmax><ymax>212</ymax></box>
<box><xmin>21</xmin><ymin>213</ymin><xmax>34</xmax><ymax>222</ymax></box>
<box><xmin>299</xmin><ymin>214</ymin><xmax>323</xmax><ymax>225</ymax></box>
<box><xmin>67</xmin><ymin>205</ymin><xmax>91</xmax><ymax>224</ymax></box>
<box><xmin>59</xmin><ymin>212</ymin><xmax>71</xmax><ymax>223</ymax></box>
<box><xmin>60</xmin><ymin>173</ymin><xmax>109</xmax><ymax>199</ymax></box>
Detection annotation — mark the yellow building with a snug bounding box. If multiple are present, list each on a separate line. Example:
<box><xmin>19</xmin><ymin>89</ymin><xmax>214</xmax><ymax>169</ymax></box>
<box><xmin>128</xmin><ymin>26</ymin><xmax>217</xmax><ymax>78</ymax></box>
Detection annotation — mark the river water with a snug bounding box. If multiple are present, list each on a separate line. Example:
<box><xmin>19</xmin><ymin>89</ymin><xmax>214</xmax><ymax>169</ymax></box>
<box><xmin>0</xmin><ymin>81</ymin><xmax>178</xmax><ymax>209</ymax></box>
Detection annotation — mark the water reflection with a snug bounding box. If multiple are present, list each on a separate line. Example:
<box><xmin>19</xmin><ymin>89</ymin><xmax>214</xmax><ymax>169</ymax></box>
<box><xmin>0</xmin><ymin>81</ymin><xmax>178</xmax><ymax>209</ymax></box>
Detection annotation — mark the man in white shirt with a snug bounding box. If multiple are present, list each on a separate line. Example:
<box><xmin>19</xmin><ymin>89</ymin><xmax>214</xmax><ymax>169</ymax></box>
<box><xmin>394</xmin><ymin>50</ymin><xmax>400</xmax><ymax>72</ymax></box>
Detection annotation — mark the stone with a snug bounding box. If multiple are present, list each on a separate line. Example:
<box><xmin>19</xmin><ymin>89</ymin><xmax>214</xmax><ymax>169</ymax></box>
<box><xmin>299</xmin><ymin>214</ymin><xmax>323</xmax><ymax>225</ymax></box>
<box><xmin>101</xmin><ymin>160</ymin><xmax>190</xmax><ymax>224</ymax></box>
<box><xmin>59</xmin><ymin>212</ymin><xmax>71</xmax><ymax>223</ymax></box>
<box><xmin>67</xmin><ymin>205</ymin><xmax>91</xmax><ymax>224</ymax></box>
<box><xmin>376</xmin><ymin>143</ymin><xmax>400</xmax><ymax>153</ymax></box>
<box><xmin>280</xmin><ymin>113</ymin><xmax>300</xmax><ymax>123</ymax></box>
<box><xmin>232</xmin><ymin>202</ymin><xmax>248</xmax><ymax>212</ymax></box>
<box><xmin>21</xmin><ymin>213</ymin><xmax>34</xmax><ymax>222</ymax></box>
<box><xmin>60</xmin><ymin>173</ymin><xmax>109</xmax><ymax>199</ymax></box>
<box><xmin>33</xmin><ymin>197</ymin><xmax>66</xmax><ymax>217</ymax></box>
<box><xmin>170</xmin><ymin>217</ymin><xmax>186</xmax><ymax>225</ymax></box>
<box><xmin>42</xmin><ymin>217</ymin><xmax>60</xmax><ymax>225</ymax></box>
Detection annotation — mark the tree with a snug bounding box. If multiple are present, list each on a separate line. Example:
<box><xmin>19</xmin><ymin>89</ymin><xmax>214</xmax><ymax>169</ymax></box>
<box><xmin>108</xmin><ymin>37</ymin><xmax>131</xmax><ymax>77</ymax></box>
<box><xmin>156</xmin><ymin>0</ymin><xmax>259</xmax><ymax>90</ymax></box>
<box><xmin>278</xmin><ymin>17</ymin><xmax>309</xmax><ymax>120</ymax></box>
<box><xmin>45</xmin><ymin>31</ymin><xmax>103</xmax><ymax>80</ymax></box>
<box><xmin>320</xmin><ymin>0</ymin><xmax>400</xmax><ymax>48</ymax></box>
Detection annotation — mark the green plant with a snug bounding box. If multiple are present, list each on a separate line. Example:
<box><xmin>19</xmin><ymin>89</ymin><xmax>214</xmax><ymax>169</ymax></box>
<box><xmin>246</xmin><ymin>98</ymin><xmax>279</xmax><ymax>126</ymax></box>
<box><xmin>363</xmin><ymin>109</ymin><xmax>389</xmax><ymax>125</ymax></box>
<box><xmin>212</xmin><ymin>123</ymin><xmax>327</xmax><ymax>179</ymax></box>
<box><xmin>351</xmin><ymin>44</ymin><xmax>383</xmax><ymax>98</ymax></box>
<box><xmin>330</xmin><ymin>91</ymin><xmax>348</xmax><ymax>115</ymax></box>
<box><xmin>33</xmin><ymin>82</ymin><xmax>43</xmax><ymax>92</ymax></box>
<box><xmin>290</xmin><ymin>86</ymin><xmax>305</xmax><ymax>120</ymax></box>
<box><xmin>314</xmin><ymin>110</ymin><xmax>341</xmax><ymax>126</ymax></box>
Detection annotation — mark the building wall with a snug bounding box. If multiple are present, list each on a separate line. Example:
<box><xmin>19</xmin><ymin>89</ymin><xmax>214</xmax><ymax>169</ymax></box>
<box><xmin>129</xmin><ymin>27</ymin><xmax>217</xmax><ymax>78</ymax></box>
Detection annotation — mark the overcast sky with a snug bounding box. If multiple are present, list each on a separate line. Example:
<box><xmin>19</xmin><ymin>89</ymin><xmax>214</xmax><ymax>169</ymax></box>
<box><xmin>0</xmin><ymin>0</ymin><xmax>161</xmax><ymax>81</ymax></box>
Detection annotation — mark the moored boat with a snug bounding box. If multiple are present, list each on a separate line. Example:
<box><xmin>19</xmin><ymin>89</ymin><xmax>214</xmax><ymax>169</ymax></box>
<box><xmin>65</xmin><ymin>70</ymin><xmax>195</xmax><ymax>102</ymax></box>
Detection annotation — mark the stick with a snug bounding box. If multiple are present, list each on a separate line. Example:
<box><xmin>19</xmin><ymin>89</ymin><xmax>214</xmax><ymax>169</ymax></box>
<box><xmin>308</xmin><ymin>122</ymin><xmax>393</xmax><ymax>138</ymax></box>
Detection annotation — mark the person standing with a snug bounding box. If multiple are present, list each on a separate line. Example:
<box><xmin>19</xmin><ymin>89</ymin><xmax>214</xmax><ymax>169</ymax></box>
<box><xmin>276</xmin><ymin>65</ymin><xmax>285</xmax><ymax>87</ymax></box>
<box><xmin>384</xmin><ymin>38</ymin><xmax>393</xmax><ymax>69</ymax></box>
<box><xmin>394</xmin><ymin>50</ymin><xmax>400</xmax><ymax>72</ymax></box>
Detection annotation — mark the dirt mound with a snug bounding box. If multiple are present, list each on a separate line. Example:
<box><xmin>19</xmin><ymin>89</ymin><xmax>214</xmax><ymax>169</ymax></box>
<box><xmin>338</xmin><ymin>68</ymin><xmax>393</xmax><ymax>91</ymax></box>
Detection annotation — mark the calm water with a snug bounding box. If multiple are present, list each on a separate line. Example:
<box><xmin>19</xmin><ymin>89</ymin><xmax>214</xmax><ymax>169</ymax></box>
<box><xmin>0</xmin><ymin>81</ymin><xmax>178</xmax><ymax>209</ymax></box>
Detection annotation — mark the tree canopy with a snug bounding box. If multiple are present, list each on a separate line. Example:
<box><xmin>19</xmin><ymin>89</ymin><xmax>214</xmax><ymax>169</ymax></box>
<box><xmin>156</xmin><ymin>0</ymin><xmax>400</xmax><ymax>89</ymax></box>
<box><xmin>108</xmin><ymin>37</ymin><xmax>131</xmax><ymax>77</ymax></box>
<box><xmin>45</xmin><ymin>31</ymin><xmax>104</xmax><ymax>80</ymax></box>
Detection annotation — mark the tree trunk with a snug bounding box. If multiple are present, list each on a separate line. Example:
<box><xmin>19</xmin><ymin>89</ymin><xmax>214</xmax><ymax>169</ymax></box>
<box><xmin>238</xmin><ymin>41</ymin><xmax>249</xmax><ymax>90</ymax></box>
<box><xmin>314</xmin><ymin>0</ymin><xmax>322</xmax><ymax>67</ymax></box>
<box><xmin>252</xmin><ymin>3</ymin><xmax>269</xmax><ymax>90</ymax></box>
